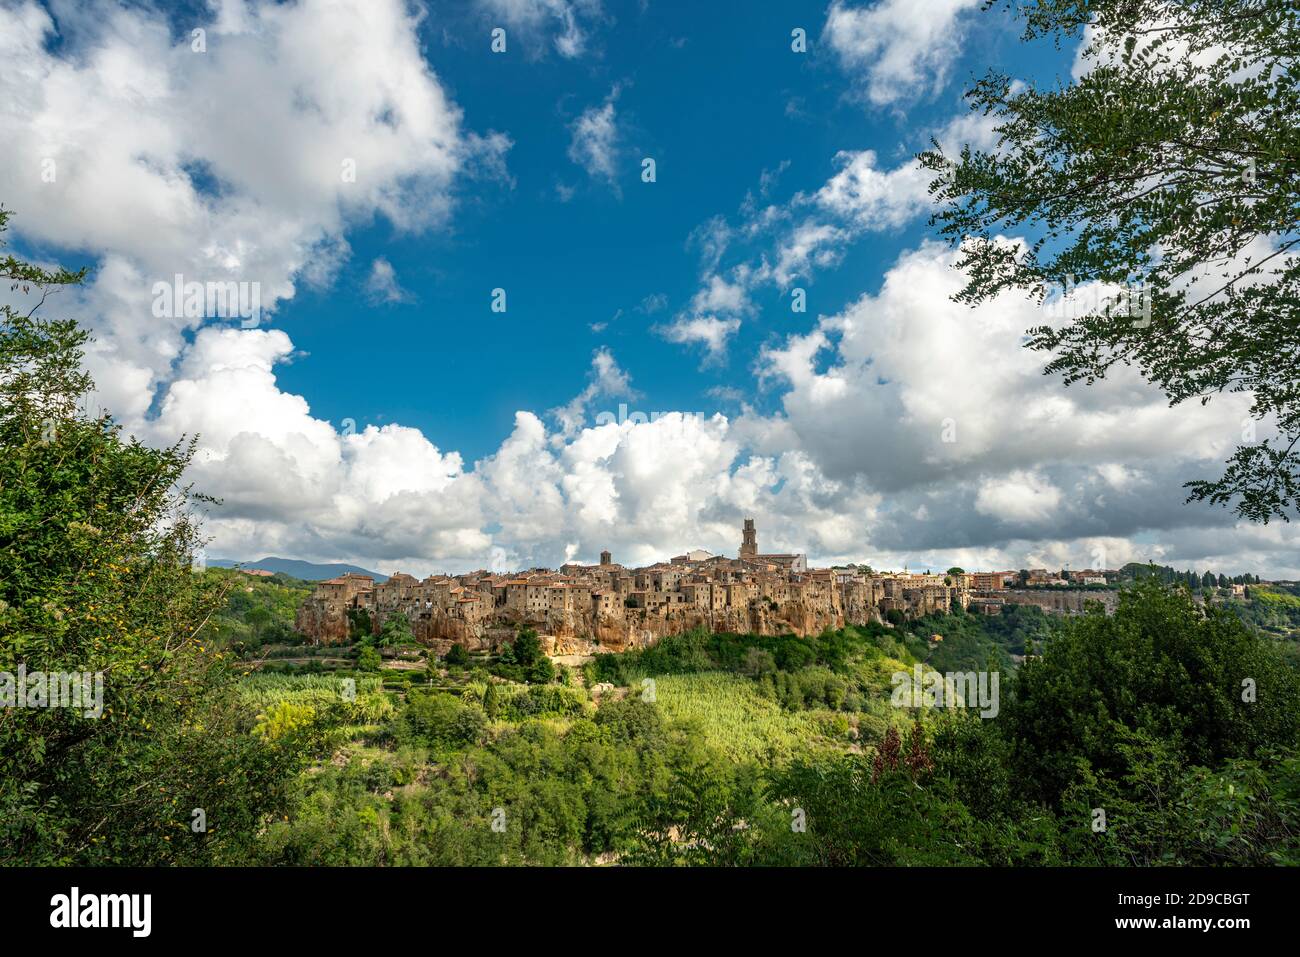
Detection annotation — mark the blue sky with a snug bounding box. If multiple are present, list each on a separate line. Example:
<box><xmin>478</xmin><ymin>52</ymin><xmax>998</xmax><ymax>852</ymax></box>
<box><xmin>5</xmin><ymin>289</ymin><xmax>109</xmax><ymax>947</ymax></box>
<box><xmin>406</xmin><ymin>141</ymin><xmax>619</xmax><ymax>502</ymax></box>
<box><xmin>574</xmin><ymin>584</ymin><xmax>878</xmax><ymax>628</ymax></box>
<box><xmin>2</xmin><ymin>0</ymin><xmax>1296</xmax><ymax>577</ymax></box>
<box><xmin>274</xmin><ymin>0</ymin><xmax>1035</xmax><ymax>459</ymax></box>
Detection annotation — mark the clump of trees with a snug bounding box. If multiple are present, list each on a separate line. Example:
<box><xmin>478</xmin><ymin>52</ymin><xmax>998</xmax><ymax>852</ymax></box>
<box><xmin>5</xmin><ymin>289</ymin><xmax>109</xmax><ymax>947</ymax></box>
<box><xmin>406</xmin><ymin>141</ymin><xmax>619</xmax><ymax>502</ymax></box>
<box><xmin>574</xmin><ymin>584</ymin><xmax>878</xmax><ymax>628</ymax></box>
<box><xmin>489</xmin><ymin>628</ymin><xmax>554</xmax><ymax>684</ymax></box>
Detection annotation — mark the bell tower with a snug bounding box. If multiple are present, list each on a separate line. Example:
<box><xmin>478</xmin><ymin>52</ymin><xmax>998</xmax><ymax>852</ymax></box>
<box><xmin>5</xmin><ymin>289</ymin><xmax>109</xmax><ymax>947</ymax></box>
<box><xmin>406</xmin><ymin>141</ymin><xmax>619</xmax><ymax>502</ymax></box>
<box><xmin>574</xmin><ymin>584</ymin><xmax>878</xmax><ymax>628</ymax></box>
<box><xmin>740</xmin><ymin>518</ymin><xmax>757</xmax><ymax>559</ymax></box>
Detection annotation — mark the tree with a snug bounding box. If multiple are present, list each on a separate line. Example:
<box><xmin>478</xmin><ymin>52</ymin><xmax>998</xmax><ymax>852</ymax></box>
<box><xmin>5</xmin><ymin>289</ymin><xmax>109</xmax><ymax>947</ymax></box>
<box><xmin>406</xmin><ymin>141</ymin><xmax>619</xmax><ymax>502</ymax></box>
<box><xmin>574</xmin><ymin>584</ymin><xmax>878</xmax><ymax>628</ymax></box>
<box><xmin>741</xmin><ymin>646</ymin><xmax>777</xmax><ymax>678</ymax></box>
<box><xmin>356</xmin><ymin>645</ymin><xmax>382</xmax><ymax>672</ymax></box>
<box><xmin>947</xmin><ymin>566</ymin><xmax>966</xmax><ymax>576</ymax></box>
<box><xmin>513</xmin><ymin>628</ymin><xmax>543</xmax><ymax>666</ymax></box>
<box><xmin>922</xmin><ymin>0</ymin><xmax>1300</xmax><ymax>523</ymax></box>
<box><xmin>1005</xmin><ymin>579</ymin><xmax>1300</xmax><ymax>806</ymax></box>
<box><xmin>379</xmin><ymin>610</ymin><xmax>413</xmax><ymax>647</ymax></box>
<box><xmin>401</xmin><ymin>692</ymin><xmax>484</xmax><ymax>748</ymax></box>
<box><xmin>346</xmin><ymin>607</ymin><xmax>372</xmax><ymax>641</ymax></box>
<box><xmin>528</xmin><ymin>656</ymin><xmax>555</xmax><ymax>684</ymax></box>
<box><xmin>444</xmin><ymin>643</ymin><xmax>470</xmax><ymax>667</ymax></box>
<box><xmin>0</xmin><ymin>208</ymin><xmax>302</xmax><ymax>864</ymax></box>
<box><xmin>482</xmin><ymin>681</ymin><xmax>500</xmax><ymax>719</ymax></box>
<box><xmin>245</xmin><ymin>606</ymin><xmax>273</xmax><ymax>642</ymax></box>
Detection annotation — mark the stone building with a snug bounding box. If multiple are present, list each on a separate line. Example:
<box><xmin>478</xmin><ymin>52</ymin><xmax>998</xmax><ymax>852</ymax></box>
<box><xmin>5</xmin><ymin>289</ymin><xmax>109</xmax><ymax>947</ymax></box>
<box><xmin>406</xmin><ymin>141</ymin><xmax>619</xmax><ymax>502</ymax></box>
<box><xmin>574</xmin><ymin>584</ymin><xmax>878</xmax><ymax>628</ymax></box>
<box><xmin>293</xmin><ymin>520</ymin><xmax>980</xmax><ymax>654</ymax></box>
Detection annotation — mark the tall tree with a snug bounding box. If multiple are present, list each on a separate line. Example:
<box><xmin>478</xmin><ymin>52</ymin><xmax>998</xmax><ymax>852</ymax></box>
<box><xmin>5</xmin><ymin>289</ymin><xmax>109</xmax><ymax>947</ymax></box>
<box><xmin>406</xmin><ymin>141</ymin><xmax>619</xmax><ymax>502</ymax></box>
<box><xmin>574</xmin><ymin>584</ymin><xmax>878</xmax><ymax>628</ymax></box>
<box><xmin>513</xmin><ymin>627</ymin><xmax>543</xmax><ymax>666</ymax></box>
<box><xmin>0</xmin><ymin>208</ymin><xmax>301</xmax><ymax>863</ymax></box>
<box><xmin>379</xmin><ymin>610</ymin><xmax>413</xmax><ymax>647</ymax></box>
<box><xmin>921</xmin><ymin>0</ymin><xmax>1299</xmax><ymax>522</ymax></box>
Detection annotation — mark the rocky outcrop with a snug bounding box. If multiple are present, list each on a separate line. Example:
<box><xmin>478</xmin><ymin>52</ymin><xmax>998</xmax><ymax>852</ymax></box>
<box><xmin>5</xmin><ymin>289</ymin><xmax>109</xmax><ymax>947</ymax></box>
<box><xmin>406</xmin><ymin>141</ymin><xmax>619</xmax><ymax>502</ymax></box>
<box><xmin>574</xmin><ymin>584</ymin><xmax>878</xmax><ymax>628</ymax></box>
<box><xmin>294</xmin><ymin>602</ymin><xmax>350</xmax><ymax>644</ymax></box>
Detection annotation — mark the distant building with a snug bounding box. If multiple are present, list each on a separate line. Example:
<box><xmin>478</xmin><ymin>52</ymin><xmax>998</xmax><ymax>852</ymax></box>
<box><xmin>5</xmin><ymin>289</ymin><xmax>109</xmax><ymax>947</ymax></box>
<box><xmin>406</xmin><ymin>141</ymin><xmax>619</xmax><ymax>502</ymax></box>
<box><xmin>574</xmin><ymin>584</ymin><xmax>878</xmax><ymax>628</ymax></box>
<box><xmin>739</xmin><ymin>518</ymin><xmax>807</xmax><ymax>572</ymax></box>
<box><xmin>740</xmin><ymin>518</ymin><xmax>758</xmax><ymax>560</ymax></box>
<box><xmin>1026</xmin><ymin>568</ymin><xmax>1062</xmax><ymax>586</ymax></box>
<box><xmin>672</xmin><ymin>548</ymin><xmax>714</xmax><ymax>564</ymax></box>
<box><xmin>755</xmin><ymin>553</ymin><xmax>809</xmax><ymax>574</ymax></box>
<box><xmin>969</xmin><ymin>597</ymin><xmax>1003</xmax><ymax>616</ymax></box>
<box><xmin>293</xmin><ymin>519</ymin><xmax>1118</xmax><ymax>651</ymax></box>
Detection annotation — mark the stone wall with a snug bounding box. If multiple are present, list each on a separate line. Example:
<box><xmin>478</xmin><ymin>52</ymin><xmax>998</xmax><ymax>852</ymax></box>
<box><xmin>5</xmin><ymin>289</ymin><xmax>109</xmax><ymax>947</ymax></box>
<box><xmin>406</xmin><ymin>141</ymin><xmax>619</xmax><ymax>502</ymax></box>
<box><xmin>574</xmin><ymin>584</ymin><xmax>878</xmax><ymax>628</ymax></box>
<box><xmin>989</xmin><ymin>588</ymin><xmax>1120</xmax><ymax>615</ymax></box>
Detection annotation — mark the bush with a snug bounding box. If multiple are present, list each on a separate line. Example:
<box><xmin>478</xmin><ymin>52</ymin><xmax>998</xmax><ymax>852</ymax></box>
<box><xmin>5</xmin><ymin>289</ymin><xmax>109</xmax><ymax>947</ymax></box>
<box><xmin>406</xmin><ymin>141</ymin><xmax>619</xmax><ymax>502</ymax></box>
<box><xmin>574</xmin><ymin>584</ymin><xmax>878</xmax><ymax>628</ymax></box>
<box><xmin>0</xmin><ymin>220</ymin><xmax>306</xmax><ymax>865</ymax></box>
<box><xmin>499</xmin><ymin>685</ymin><xmax>586</xmax><ymax>721</ymax></box>
<box><xmin>594</xmin><ymin>697</ymin><xmax>664</xmax><ymax>744</ymax></box>
<box><xmin>356</xmin><ymin>645</ymin><xmax>382</xmax><ymax>672</ymax></box>
<box><xmin>528</xmin><ymin>656</ymin><xmax>556</xmax><ymax>684</ymax></box>
<box><xmin>400</xmin><ymin>692</ymin><xmax>487</xmax><ymax>749</ymax></box>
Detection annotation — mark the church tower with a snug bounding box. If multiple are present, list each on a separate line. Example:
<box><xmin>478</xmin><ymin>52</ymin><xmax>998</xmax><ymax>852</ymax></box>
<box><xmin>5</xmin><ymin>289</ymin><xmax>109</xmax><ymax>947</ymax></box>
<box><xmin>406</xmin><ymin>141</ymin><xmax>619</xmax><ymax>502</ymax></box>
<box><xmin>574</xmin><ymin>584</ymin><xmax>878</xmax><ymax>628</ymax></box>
<box><xmin>740</xmin><ymin>518</ymin><xmax>757</xmax><ymax>559</ymax></box>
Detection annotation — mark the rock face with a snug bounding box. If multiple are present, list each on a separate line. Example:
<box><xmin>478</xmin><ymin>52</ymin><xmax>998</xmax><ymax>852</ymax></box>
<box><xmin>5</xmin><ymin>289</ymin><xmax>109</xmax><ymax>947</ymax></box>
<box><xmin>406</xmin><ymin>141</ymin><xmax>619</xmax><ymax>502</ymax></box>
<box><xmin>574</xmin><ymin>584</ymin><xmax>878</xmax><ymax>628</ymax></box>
<box><xmin>293</xmin><ymin>572</ymin><xmax>372</xmax><ymax>644</ymax></box>
<box><xmin>293</xmin><ymin>601</ymin><xmax>351</xmax><ymax>644</ymax></box>
<box><xmin>540</xmin><ymin>599</ymin><xmax>886</xmax><ymax>656</ymax></box>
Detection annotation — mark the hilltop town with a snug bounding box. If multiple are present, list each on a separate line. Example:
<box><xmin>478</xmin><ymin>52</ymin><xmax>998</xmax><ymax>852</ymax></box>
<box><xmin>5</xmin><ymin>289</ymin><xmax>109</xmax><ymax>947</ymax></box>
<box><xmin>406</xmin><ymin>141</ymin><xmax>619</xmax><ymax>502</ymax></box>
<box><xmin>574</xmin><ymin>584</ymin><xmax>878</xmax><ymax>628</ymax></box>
<box><xmin>293</xmin><ymin>519</ymin><xmax>1123</xmax><ymax>655</ymax></box>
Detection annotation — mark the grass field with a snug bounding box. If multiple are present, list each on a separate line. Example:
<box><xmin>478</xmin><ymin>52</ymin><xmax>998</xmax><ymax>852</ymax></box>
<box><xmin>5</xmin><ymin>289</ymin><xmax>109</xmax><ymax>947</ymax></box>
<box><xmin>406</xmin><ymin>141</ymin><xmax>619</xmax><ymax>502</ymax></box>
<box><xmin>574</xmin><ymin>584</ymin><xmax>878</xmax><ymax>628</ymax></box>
<box><xmin>236</xmin><ymin>673</ymin><xmax>394</xmax><ymax>724</ymax></box>
<box><xmin>648</xmin><ymin>672</ymin><xmax>836</xmax><ymax>762</ymax></box>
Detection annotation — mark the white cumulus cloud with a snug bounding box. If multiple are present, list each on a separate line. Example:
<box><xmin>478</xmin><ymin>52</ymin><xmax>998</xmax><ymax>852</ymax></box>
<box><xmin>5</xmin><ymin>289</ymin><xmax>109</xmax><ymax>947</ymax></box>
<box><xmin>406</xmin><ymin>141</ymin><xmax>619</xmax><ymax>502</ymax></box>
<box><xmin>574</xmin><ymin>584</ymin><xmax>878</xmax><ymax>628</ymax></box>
<box><xmin>823</xmin><ymin>0</ymin><xmax>984</xmax><ymax>106</ymax></box>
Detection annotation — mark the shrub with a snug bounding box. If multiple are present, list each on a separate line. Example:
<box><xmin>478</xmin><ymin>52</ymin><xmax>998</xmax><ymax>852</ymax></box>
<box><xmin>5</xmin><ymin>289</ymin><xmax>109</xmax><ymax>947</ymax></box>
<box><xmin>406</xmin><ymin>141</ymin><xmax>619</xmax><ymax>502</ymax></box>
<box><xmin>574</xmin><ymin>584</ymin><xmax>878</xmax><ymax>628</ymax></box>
<box><xmin>356</xmin><ymin>645</ymin><xmax>382</xmax><ymax>672</ymax></box>
<box><xmin>400</xmin><ymin>692</ymin><xmax>487</xmax><ymax>749</ymax></box>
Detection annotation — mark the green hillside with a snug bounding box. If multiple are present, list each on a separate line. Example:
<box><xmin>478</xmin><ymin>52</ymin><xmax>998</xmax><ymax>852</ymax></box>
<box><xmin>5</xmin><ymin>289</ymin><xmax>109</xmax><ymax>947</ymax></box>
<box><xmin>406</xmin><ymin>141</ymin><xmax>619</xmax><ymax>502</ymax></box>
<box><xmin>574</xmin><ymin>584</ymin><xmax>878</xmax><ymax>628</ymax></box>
<box><xmin>199</xmin><ymin>567</ymin><xmax>313</xmax><ymax>654</ymax></box>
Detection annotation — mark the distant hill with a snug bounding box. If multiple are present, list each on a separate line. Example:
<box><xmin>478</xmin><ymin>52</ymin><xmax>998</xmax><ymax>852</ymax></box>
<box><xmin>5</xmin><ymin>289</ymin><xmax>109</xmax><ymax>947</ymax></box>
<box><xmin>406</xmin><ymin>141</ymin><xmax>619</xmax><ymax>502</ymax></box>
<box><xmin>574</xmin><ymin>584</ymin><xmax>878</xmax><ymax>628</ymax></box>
<box><xmin>210</xmin><ymin>557</ymin><xmax>388</xmax><ymax>582</ymax></box>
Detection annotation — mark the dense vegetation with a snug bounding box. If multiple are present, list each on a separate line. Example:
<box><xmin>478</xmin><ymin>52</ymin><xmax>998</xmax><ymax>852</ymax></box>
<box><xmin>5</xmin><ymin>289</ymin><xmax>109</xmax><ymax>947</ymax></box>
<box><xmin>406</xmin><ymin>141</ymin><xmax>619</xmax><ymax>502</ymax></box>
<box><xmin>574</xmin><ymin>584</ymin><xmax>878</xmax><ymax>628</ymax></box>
<box><xmin>229</xmin><ymin>580</ymin><xmax>1300</xmax><ymax>866</ymax></box>
<box><xmin>201</xmin><ymin>568</ymin><xmax>313</xmax><ymax>654</ymax></box>
<box><xmin>0</xmin><ymin>210</ymin><xmax>306</xmax><ymax>864</ymax></box>
<box><xmin>1227</xmin><ymin>584</ymin><xmax>1300</xmax><ymax>652</ymax></box>
<box><xmin>904</xmin><ymin>604</ymin><xmax>1052</xmax><ymax>671</ymax></box>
